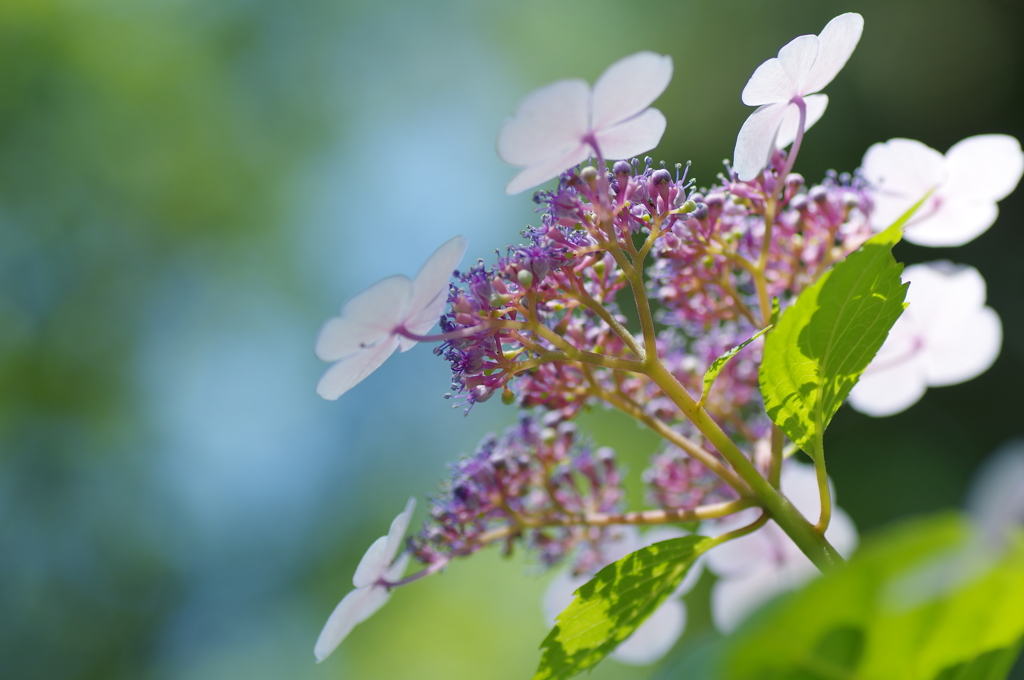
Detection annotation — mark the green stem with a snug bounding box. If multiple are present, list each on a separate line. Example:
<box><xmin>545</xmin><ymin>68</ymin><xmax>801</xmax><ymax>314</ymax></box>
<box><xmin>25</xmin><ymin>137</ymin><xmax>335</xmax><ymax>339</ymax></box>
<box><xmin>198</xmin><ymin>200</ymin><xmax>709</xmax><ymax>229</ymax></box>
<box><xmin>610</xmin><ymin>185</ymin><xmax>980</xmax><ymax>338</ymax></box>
<box><xmin>812</xmin><ymin>434</ymin><xmax>832</xmax><ymax>532</ymax></box>
<box><xmin>769</xmin><ymin>424</ymin><xmax>784</xmax><ymax>488</ymax></box>
<box><xmin>709</xmin><ymin>511</ymin><xmax>769</xmax><ymax>548</ymax></box>
<box><xmin>596</xmin><ymin>386</ymin><xmax>749</xmax><ymax>494</ymax></box>
<box><xmin>646</xmin><ymin>361</ymin><xmax>845</xmax><ymax>571</ymax></box>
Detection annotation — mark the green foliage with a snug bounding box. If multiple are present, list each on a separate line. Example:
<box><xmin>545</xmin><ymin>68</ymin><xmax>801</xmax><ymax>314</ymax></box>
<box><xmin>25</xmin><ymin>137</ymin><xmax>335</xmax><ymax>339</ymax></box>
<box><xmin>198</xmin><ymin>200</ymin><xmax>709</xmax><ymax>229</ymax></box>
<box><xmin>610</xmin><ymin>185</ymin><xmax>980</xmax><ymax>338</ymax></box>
<box><xmin>698</xmin><ymin>325</ymin><xmax>772</xmax><ymax>408</ymax></box>
<box><xmin>717</xmin><ymin>514</ymin><xmax>1024</xmax><ymax>680</ymax></box>
<box><xmin>534</xmin><ymin>536</ymin><xmax>713</xmax><ymax>680</ymax></box>
<box><xmin>932</xmin><ymin>645</ymin><xmax>1024</xmax><ymax>680</ymax></box>
<box><xmin>758</xmin><ymin>220</ymin><xmax>910</xmax><ymax>459</ymax></box>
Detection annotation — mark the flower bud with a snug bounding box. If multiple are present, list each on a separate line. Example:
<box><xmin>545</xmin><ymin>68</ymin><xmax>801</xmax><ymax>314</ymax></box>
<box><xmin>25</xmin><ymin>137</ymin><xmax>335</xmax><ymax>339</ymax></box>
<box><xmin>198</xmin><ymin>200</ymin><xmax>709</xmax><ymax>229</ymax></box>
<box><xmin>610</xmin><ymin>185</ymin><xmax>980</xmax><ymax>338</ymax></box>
<box><xmin>651</xmin><ymin>168</ymin><xmax>672</xmax><ymax>185</ymax></box>
<box><xmin>501</xmin><ymin>386</ymin><xmax>515</xmax><ymax>405</ymax></box>
<box><xmin>704</xmin><ymin>192</ymin><xmax>726</xmax><ymax>207</ymax></box>
<box><xmin>691</xmin><ymin>202</ymin><xmax>709</xmax><ymax>220</ymax></box>
<box><xmin>612</xmin><ymin>160</ymin><xmax>631</xmax><ymax>176</ymax></box>
<box><xmin>809</xmin><ymin>185</ymin><xmax>829</xmax><ymax>203</ymax></box>
<box><xmin>471</xmin><ymin>385</ymin><xmax>494</xmax><ymax>403</ymax></box>
<box><xmin>580</xmin><ymin>166</ymin><xmax>599</xmax><ymax>187</ymax></box>
<box><xmin>517</xmin><ymin>269</ymin><xmax>534</xmax><ymax>289</ymax></box>
<box><xmin>786</xmin><ymin>173</ymin><xmax>805</xmax><ymax>187</ymax></box>
<box><xmin>678</xmin><ymin>199</ymin><xmax>698</xmax><ymax>214</ymax></box>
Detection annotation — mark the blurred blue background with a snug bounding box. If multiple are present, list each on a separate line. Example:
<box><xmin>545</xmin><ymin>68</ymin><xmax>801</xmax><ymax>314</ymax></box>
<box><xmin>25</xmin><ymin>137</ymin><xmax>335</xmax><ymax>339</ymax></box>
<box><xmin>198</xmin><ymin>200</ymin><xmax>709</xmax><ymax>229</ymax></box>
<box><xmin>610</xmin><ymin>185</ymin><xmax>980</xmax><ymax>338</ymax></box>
<box><xmin>2</xmin><ymin>0</ymin><xmax>1023</xmax><ymax>678</ymax></box>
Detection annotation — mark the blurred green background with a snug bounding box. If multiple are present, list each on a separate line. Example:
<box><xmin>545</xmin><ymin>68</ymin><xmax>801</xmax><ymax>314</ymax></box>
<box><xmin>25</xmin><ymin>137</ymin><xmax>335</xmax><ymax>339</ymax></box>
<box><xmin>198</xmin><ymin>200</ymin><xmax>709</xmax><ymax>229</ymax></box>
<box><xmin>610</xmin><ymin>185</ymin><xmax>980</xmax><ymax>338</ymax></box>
<box><xmin>2</xmin><ymin>0</ymin><xmax>1022</xmax><ymax>678</ymax></box>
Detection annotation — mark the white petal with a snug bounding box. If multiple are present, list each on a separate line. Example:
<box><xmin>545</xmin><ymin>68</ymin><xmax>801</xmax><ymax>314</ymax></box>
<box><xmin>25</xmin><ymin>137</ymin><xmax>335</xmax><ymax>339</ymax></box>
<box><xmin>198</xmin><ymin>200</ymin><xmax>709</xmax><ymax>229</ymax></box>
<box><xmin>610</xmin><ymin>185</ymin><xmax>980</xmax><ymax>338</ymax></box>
<box><xmin>593</xmin><ymin>108</ymin><xmax>667</xmax><ymax>160</ymax></box>
<box><xmin>314</xmin><ymin>275</ymin><xmax>411</xmax><ymax>362</ymax></box>
<box><xmin>802</xmin><ymin>13</ymin><xmax>864</xmax><ymax>94</ymax></box>
<box><xmin>863</xmin><ymin>138</ymin><xmax>947</xmax><ymax>191</ymax></box>
<box><xmin>504</xmin><ymin>143</ymin><xmax>591</xmax><ymax>195</ymax></box>
<box><xmin>591</xmin><ymin>51</ymin><xmax>673</xmax><ymax>131</ymax></box>
<box><xmin>400</xmin><ymin>236</ymin><xmax>467</xmax><ymax>350</ymax></box>
<box><xmin>733</xmin><ymin>102</ymin><xmax>789</xmax><ymax>181</ymax></box>
<box><xmin>967</xmin><ymin>443</ymin><xmax>1024</xmax><ymax>548</ymax></box>
<box><xmin>924</xmin><ymin>303</ymin><xmax>1001</xmax><ymax>387</ymax></box>
<box><xmin>353</xmin><ymin>535</ymin><xmax>389</xmax><ymax>588</ymax></box>
<box><xmin>711</xmin><ymin>562</ymin><xmax>787</xmax><ymax>633</ymax></box>
<box><xmin>903</xmin><ymin>197</ymin><xmax>999</xmax><ymax>247</ymax></box>
<box><xmin>609</xmin><ymin>598</ymin><xmax>686</xmax><ymax>665</ymax></box>
<box><xmin>315</xmin><ymin>335</ymin><xmax>400</xmax><ymax>400</ymax></box>
<box><xmin>945</xmin><ymin>134</ymin><xmax>1024</xmax><ymax>203</ymax></box>
<box><xmin>398</xmin><ymin>288</ymin><xmax>445</xmax><ymax>352</ymax></box>
<box><xmin>904</xmin><ymin>262</ymin><xmax>985</xmax><ymax>327</ymax></box>
<box><xmin>497</xmin><ymin>79</ymin><xmax>590</xmax><ymax>167</ymax></box>
<box><xmin>741</xmin><ymin>57</ymin><xmax>796</xmax><ymax>106</ymax></box>
<box><xmin>383</xmin><ymin>497</ymin><xmax>417</xmax><ymax>566</ymax></box>
<box><xmin>384</xmin><ymin>551</ymin><xmax>411</xmax><ymax>584</ymax></box>
<box><xmin>775</xmin><ymin>34</ymin><xmax>819</xmax><ymax>96</ymax></box>
<box><xmin>351</xmin><ymin>584</ymin><xmax>391</xmax><ymax>626</ymax></box>
<box><xmin>847</xmin><ymin>338</ymin><xmax>927</xmax><ymax>417</ymax></box>
<box><xmin>898</xmin><ymin>263</ymin><xmax>1002</xmax><ymax>386</ymax></box>
<box><xmin>774</xmin><ymin>94</ymin><xmax>828</xmax><ymax>150</ymax></box>
<box><xmin>862</xmin><ymin>138</ymin><xmax>947</xmax><ymax>231</ymax></box>
<box><xmin>314</xmin><ymin>586</ymin><xmax>383</xmax><ymax>662</ymax></box>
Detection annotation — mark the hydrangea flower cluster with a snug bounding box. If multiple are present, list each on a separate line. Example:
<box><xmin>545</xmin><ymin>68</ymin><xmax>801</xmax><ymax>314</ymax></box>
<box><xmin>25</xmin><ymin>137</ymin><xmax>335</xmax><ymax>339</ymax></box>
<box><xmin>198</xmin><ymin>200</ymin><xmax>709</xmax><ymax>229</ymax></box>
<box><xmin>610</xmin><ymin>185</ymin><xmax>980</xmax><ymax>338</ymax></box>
<box><xmin>310</xmin><ymin>12</ymin><xmax>1023</xmax><ymax>670</ymax></box>
<box><xmin>410</xmin><ymin>415</ymin><xmax>625</xmax><ymax>571</ymax></box>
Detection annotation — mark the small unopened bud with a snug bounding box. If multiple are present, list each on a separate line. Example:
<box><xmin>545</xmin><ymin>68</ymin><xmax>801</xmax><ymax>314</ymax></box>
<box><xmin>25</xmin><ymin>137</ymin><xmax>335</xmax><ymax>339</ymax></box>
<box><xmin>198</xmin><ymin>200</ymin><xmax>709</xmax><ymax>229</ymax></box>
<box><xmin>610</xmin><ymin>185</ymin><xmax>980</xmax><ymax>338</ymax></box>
<box><xmin>678</xmin><ymin>199</ymin><xmax>698</xmax><ymax>214</ymax></box>
<box><xmin>651</xmin><ymin>168</ymin><xmax>672</xmax><ymax>185</ymax></box>
<box><xmin>540</xmin><ymin>427</ymin><xmax>558</xmax><ymax>443</ymax></box>
<box><xmin>705</xmin><ymin>192</ymin><xmax>726</xmax><ymax>207</ymax></box>
<box><xmin>517</xmin><ymin>269</ymin><xmax>534</xmax><ymax>288</ymax></box>
<box><xmin>471</xmin><ymin>385</ymin><xmax>494</xmax><ymax>403</ymax></box>
<box><xmin>593</xmin><ymin>260</ymin><xmax>606</xmax><ymax>277</ymax></box>
<box><xmin>841</xmin><ymin>191</ymin><xmax>860</xmax><ymax>209</ymax></box>
<box><xmin>809</xmin><ymin>185</ymin><xmax>829</xmax><ymax>203</ymax></box>
<box><xmin>580</xmin><ymin>166</ymin><xmax>599</xmax><ymax>186</ymax></box>
<box><xmin>789</xmin><ymin>194</ymin><xmax>809</xmax><ymax>211</ymax></box>
<box><xmin>612</xmin><ymin>160</ymin><xmax>631</xmax><ymax>176</ymax></box>
<box><xmin>691</xmin><ymin>202</ymin><xmax>709</xmax><ymax>220</ymax></box>
<box><xmin>786</xmin><ymin>173</ymin><xmax>805</xmax><ymax>187</ymax></box>
<box><xmin>489</xmin><ymin>291</ymin><xmax>505</xmax><ymax>308</ymax></box>
<box><xmin>501</xmin><ymin>386</ymin><xmax>515</xmax><ymax>405</ymax></box>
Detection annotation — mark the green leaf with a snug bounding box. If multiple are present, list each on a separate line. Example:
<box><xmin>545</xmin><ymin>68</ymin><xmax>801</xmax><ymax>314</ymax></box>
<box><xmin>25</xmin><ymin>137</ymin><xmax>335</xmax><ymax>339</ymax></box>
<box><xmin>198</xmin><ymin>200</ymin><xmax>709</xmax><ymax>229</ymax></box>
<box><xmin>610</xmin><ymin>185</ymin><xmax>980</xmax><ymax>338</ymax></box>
<box><xmin>719</xmin><ymin>514</ymin><xmax>1024</xmax><ymax>680</ymax></box>
<box><xmin>533</xmin><ymin>535</ymin><xmax>713</xmax><ymax>680</ymax></box>
<box><xmin>931</xmin><ymin>643</ymin><xmax>1024</xmax><ymax>680</ymax></box>
<box><xmin>769</xmin><ymin>296</ymin><xmax>781</xmax><ymax>326</ymax></box>
<box><xmin>698</xmin><ymin>325</ymin><xmax>773</xmax><ymax>408</ymax></box>
<box><xmin>758</xmin><ymin>220</ymin><xmax>909</xmax><ymax>459</ymax></box>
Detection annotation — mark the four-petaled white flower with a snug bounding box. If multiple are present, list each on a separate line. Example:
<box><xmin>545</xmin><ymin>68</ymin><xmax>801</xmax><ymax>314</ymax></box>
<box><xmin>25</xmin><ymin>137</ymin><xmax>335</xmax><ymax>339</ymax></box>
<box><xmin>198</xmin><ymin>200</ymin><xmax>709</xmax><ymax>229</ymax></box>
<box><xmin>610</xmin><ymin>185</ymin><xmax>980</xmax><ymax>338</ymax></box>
<box><xmin>862</xmin><ymin>135</ymin><xmax>1024</xmax><ymax>247</ymax></box>
<box><xmin>542</xmin><ymin>526</ymin><xmax>701</xmax><ymax>665</ymax></box>
<box><xmin>315</xmin><ymin>236</ymin><xmax>467</xmax><ymax>400</ymax></box>
<box><xmin>848</xmin><ymin>262</ymin><xmax>1002</xmax><ymax>418</ymax></box>
<box><xmin>314</xmin><ymin>498</ymin><xmax>416</xmax><ymax>662</ymax></box>
<box><xmin>704</xmin><ymin>462</ymin><xmax>858</xmax><ymax>633</ymax></box>
<box><xmin>498</xmin><ymin>51</ymin><xmax>673</xmax><ymax>195</ymax></box>
<box><xmin>733</xmin><ymin>13</ymin><xmax>863</xmax><ymax>181</ymax></box>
